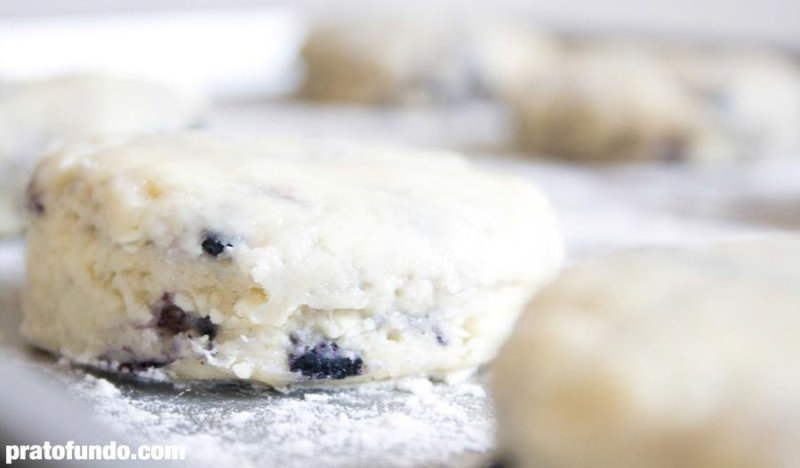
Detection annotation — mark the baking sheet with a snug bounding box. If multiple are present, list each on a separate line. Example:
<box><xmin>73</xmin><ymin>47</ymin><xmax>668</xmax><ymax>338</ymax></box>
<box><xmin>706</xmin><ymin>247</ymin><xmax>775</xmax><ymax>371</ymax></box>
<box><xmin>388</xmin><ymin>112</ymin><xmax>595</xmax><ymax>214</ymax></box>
<box><xmin>0</xmin><ymin>101</ymin><xmax>796</xmax><ymax>467</ymax></box>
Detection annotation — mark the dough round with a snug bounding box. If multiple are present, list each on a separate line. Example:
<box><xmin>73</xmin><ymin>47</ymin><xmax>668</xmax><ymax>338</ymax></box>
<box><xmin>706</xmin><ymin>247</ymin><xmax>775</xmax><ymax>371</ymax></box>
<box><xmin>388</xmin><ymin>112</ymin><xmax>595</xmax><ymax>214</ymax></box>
<box><xmin>664</xmin><ymin>49</ymin><xmax>800</xmax><ymax>158</ymax></box>
<box><xmin>22</xmin><ymin>133</ymin><xmax>563</xmax><ymax>387</ymax></box>
<box><xmin>509</xmin><ymin>49</ymin><xmax>721</xmax><ymax>163</ymax></box>
<box><xmin>469</xmin><ymin>23</ymin><xmax>560</xmax><ymax>102</ymax></box>
<box><xmin>508</xmin><ymin>43</ymin><xmax>800</xmax><ymax>163</ymax></box>
<box><xmin>492</xmin><ymin>237</ymin><xmax>800</xmax><ymax>468</ymax></box>
<box><xmin>0</xmin><ymin>73</ymin><xmax>206</xmax><ymax>236</ymax></box>
<box><xmin>299</xmin><ymin>18</ymin><xmax>473</xmax><ymax>105</ymax></box>
<box><xmin>299</xmin><ymin>18</ymin><xmax>563</xmax><ymax>106</ymax></box>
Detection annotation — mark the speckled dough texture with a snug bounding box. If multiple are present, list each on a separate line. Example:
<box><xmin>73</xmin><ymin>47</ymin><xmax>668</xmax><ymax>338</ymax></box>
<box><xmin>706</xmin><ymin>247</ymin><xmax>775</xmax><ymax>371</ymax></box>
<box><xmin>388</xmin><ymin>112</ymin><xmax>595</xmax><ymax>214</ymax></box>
<box><xmin>21</xmin><ymin>133</ymin><xmax>563</xmax><ymax>387</ymax></box>
<box><xmin>492</xmin><ymin>237</ymin><xmax>800</xmax><ymax>468</ymax></box>
<box><xmin>0</xmin><ymin>73</ymin><xmax>206</xmax><ymax>236</ymax></box>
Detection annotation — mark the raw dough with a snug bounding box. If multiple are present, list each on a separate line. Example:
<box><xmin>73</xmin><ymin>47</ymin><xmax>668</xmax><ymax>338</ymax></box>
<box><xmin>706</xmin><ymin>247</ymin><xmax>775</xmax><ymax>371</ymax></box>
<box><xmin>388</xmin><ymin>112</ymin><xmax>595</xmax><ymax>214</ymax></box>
<box><xmin>298</xmin><ymin>18</ymin><xmax>561</xmax><ymax>106</ymax></box>
<box><xmin>510</xmin><ymin>49</ymin><xmax>713</xmax><ymax>163</ymax></box>
<box><xmin>0</xmin><ymin>73</ymin><xmax>206</xmax><ymax>235</ymax></box>
<box><xmin>299</xmin><ymin>18</ymin><xmax>474</xmax><ymax>105</ymax></box>
<box><xmin>492</xmin><ymin>237</ymin><xmax>800</xmax><ymax>468</ymax></box>
<box><xmin>22</xmin><ymin>133</ymin><xmax>563</xmax><ymax>387</ymax></box>
<box><xmin>508</xmin><ymin>43</ymin><xmax>800</xmax><ymax>163</ymax></box>
<box><xmin>469</xmin><ymin>22</ymin><xmax>561</xmax><ymax>102</ymax></box>
<box><xmin>665</xmin><ymin>48</ymin><xmax>800</xmax><ymax>159</ymax></box>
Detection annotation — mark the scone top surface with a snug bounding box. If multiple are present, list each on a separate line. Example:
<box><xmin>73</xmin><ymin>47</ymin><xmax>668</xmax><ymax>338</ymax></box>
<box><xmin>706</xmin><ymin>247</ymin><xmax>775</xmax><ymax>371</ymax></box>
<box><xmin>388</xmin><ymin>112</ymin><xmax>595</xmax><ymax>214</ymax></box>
<box><xmin>492</xmin><ymin>237</ymin><xmax>800</xmax><ymax>468</ymax></box>
<box><xmin>23</xmin><ymin>133</ymin><xmax>563</xmax><ymax>386</ymax></box>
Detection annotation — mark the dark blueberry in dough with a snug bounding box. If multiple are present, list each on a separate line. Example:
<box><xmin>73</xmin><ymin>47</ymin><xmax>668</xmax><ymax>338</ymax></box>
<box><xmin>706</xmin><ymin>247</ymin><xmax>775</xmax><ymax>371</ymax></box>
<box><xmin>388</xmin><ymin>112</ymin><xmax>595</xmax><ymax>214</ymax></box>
<box><xmin>201</xmin><ymin>233</ymin><xmax>232</xmax><ymax>257</ymax></box>
<box><xmin>152</xmin><ymin>293</ymin><xmax>219</xmax><ymax>343</ymax></box>
<box><xmin>25</xmin><ymin>182</ymin><xmax>44</xmax><ymax>215</ymax></box>
<box><xmin>433</xmin><ymin>326</ymin><xmax>447</xmax><ymax>346</ymax></box>
<box><xmin>156</xmin><ymin>303</ymin><xmax>191</xmax><ymax>334</ymax></box>
<box><xmin>289</xmin><ymin>341</ymin><xmax>363</xmax><ymax>380</ymax></box>
<box><xmin>192</xmin><ymin>316</ymin><xmax>218</xmax><ymax>340</ymax></box>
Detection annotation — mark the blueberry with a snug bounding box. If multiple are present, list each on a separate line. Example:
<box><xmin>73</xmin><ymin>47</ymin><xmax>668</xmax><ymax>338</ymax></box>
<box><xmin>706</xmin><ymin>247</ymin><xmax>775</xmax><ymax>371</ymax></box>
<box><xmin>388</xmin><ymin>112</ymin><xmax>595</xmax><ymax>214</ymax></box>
<box><xmin>433</xmin><ymin>326</ymin><xmax>447</xmax><ymax>346</ymax></box>
<box><xmin>156</xmin><ymin>304</ymin><xmax>191</xmax><ymax>334</ymax></box>
<box><xmin>192</xmin><ymin>316</ymin><xmax>219</xmax><ymax>340</ymax></box>
<box><xmin>289</xmin><ymin>341</ymin><xmax>363</xmax><ymax>380</ymax></box>
<box><xmin>153</xmin><ymin>293</ymin><xmax>218</xmax><ymax>341</ymax></box>
<box><xmin>201</xmin><ymin>233</ymin><xmax>232</xmax><ymax>257</ymax></box>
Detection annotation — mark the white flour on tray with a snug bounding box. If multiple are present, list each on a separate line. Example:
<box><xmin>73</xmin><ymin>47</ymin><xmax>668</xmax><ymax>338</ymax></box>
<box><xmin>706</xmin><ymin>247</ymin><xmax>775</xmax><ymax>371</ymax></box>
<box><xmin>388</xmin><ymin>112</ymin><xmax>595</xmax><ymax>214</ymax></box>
<box><xmin>65</xmin><ymin>370</ymin><xmax>493</xmax><ymax>468</ymax></box>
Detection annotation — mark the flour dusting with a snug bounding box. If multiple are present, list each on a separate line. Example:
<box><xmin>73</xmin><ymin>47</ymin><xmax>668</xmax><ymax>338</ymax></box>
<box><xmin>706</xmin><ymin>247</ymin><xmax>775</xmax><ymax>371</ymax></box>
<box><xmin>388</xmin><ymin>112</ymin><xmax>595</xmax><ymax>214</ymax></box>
<box><xmin>65</xmin><ymin>371</ymin><xmax>494</xmax><ymax>468</ymax></box>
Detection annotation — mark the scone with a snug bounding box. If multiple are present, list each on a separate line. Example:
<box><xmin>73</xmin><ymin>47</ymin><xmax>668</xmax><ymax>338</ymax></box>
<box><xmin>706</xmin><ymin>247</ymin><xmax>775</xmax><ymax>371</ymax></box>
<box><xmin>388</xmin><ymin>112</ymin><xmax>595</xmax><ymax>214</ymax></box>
<box><xmin>510</xmin><ymin>49</ymin><xmax>715</xmax><ymax>163</ymax></box>
<box><xmin>299</xmin><ymin>18</ymin><xmax>473</xmax><ymax>105</ymax></box>
<box><xmin>492</xmin><ymin>237</ymin><xmax>800</xmax><ymax>468</ymax></box>
<box><xmin>0</xmin><ymin>73</ymin><xmax>206</xmax><ymax>236</ymax></box>
<box><xmin>21</xmin><ymin>134</ymin><xmax>563</xmax><ymax>387</ymax></box>
<box><xmin>469</xmin><ymin>22</ymin><xmax>561</xmax><ymax>101</ymax></box>
<box><xmin>298</xmin><ymin>17</ymin><xmax>562</xmax><ymax>106</ymax></box>
<box><xmin>508</xmin><ymin>43</ymin><xmax>800</xmax><ymax>163</ymax></box>
<box><xmin>664</xmin><ymin>48</ymin><xmax>800</xmax><ymax>158</ymax></box>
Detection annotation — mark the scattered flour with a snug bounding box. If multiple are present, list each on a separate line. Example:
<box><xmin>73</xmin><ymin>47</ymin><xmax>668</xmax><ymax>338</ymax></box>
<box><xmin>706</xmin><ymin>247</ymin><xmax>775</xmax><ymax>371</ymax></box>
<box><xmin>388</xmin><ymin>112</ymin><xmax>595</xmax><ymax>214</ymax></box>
<box><xmin>63</xmin><ymin>369</ymin><xmax>495</xmax><ymax>468</ymax></box>
<box><xmin>395</xmin><ymin>377</ymin><xmax>434</xmax><ymax>395</ymax></box>
<box><xmin>89</xmin><ymin>376</ymin><xmax>122</xmax><ymax>399</ymax></box>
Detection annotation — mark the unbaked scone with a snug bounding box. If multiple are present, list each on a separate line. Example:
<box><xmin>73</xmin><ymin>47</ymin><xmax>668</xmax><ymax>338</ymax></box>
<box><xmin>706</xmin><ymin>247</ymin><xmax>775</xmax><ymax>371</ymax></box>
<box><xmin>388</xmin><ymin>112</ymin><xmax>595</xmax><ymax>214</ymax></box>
<box><xmin>492</xmin><ymin>237</ymin><xmax>800</xmax><ymax>468</ymax></box>
<box><xmin>469</xmin><ymin>22</ymin><xmax>561</xmax><ymax>101</ymax></box>
<box><xmin>508</xmin><ymin>43</ymin><xmax>800</xmax><ymax>163</ymax></box>
<box><xmin>299</xmin><ymin>18</ymin><xmax>473</xmax><ymax>105</ymax></box>
<box><xmin>664</xmin><ymin>48</ymin><xmax>800</xmax><ymax>158</ymax></box>
<box><xmin>0</xmin><ymin>73</ymin><xmax>206</xmax><ymax>236</ymax></box>
<box><xmin>510</xmin><ymin>49</ymin><xmax>715</xmax><ymax>163</ymax></box>
<box><xmin>21</xmin><ymin>133</ymin><xmax>563</xmax><ymax>387</ymax></box>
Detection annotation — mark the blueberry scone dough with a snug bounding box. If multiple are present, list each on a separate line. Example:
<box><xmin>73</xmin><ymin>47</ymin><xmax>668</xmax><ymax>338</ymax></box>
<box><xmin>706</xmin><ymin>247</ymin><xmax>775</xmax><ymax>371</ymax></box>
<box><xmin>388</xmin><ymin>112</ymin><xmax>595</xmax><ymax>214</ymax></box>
<box><xmin>299</xmin><ymin>18</ymin><xmax>475</xmax><ymax>105</ymax></box>
<box><xmin>469</xmin><ymin>22</ymin><xmax>561</xmax><ymax>102</ymax></box>
<box><xmin>508</xmin><ymin>44</ymin><xmax>800</xmax><ymax>163</ymax></box>
<box><xmin>509</xmin><ymin>50</ymin><xmax>715</xmax><ymax>163</ymax></box>
<box><xmin>22</xmin><ymin>134</ymin><xmax>563</xmax><ymax>387</ymax></box>
<box><xmin>299</xmin><ymin>18</ymin><xmax>562</xmax><ymax>106</ymax></box>
<box><xmin>0</xmin><ymin>73</ymin><xmax>206</xmax><ymax>235</ymax></box>
<box><xmin>492</xmin><ymin>237</ymin><xmax>800</xmax><ymax>468</ymax></box>
<box><xmin>664</xmin><ymin>48</ymin><xmax>800</xmax><ymax>158</ymax></box>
